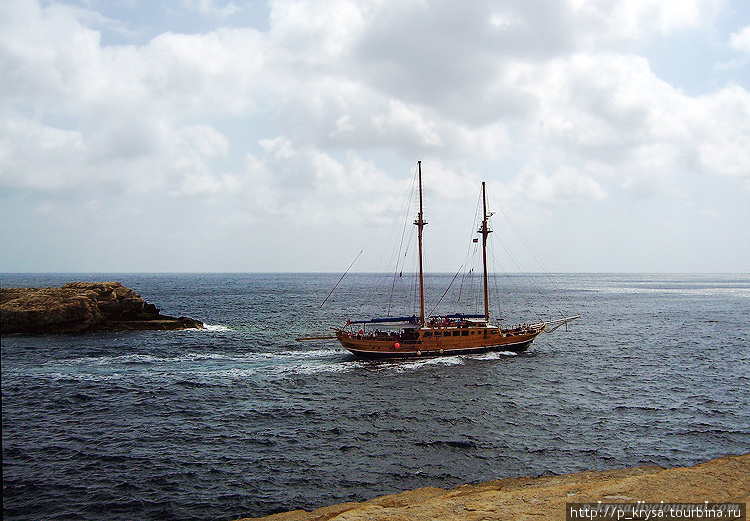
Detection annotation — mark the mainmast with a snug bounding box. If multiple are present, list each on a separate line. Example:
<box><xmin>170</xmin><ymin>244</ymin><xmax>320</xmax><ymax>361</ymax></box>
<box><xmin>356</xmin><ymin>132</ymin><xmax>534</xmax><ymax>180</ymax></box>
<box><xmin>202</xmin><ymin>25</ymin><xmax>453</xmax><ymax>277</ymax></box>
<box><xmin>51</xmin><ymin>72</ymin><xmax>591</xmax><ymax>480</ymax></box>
<box><xmin>415</xmin><ymin>161</ymin><xmax>427</xmax><ymax>324</ymax></box>
<box><xmin>478</xmin><ymin>181</ymin><xmax>492</xmax><ymax>322</ymax></box>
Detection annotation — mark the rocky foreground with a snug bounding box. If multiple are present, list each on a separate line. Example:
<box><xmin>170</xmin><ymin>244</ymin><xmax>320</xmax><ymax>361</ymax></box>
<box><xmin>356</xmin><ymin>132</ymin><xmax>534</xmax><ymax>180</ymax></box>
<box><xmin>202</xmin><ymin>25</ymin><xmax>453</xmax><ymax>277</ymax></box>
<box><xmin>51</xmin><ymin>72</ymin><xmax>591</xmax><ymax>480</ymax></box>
<box><xmin>242</xmin><ymin>453</ymin><xmax>749</xmax><ymax>521</ymax></box>
<box><xmin>1</xmin><ymin>282</ymin><xmax>203</xmax><ymax>334</ymax></box>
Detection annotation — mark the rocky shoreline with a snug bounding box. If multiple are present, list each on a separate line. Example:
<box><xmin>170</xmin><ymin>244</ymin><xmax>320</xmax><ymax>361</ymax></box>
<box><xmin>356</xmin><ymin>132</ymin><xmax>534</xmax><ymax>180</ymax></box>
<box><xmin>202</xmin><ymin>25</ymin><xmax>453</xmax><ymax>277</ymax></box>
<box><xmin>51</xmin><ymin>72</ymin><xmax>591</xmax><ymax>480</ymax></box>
<box><xmin>0</xmin><ymin>282</ymin><xmax>204</xmax><ymax>334</ymax></box>
<box><xmin>241</xmin><ymin>453</ymin><xmax>749</xmax><ymax>521</ymax></box>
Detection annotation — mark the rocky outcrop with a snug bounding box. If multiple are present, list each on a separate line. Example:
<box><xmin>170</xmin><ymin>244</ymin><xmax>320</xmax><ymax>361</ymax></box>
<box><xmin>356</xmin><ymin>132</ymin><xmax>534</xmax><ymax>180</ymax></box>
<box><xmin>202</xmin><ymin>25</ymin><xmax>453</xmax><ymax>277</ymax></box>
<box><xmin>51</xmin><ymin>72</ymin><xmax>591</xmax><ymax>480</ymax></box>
<box><xmin>0</xmin><ymin>282</ymin><xmax>204</xmax><ymax>334</ymax></box>
<box><xmin>240</xmin><ymin>453</ymin><xmax>749</xmax><ymax>521</ymax></box>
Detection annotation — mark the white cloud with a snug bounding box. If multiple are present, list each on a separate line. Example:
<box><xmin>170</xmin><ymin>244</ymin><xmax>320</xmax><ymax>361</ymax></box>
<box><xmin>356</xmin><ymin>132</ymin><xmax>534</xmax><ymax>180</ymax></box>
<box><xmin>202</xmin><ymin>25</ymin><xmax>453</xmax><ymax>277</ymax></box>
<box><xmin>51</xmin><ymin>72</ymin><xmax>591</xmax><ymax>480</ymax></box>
<box><xmin>692</xmin><ymin>86</ymin><xmax>750</xmax><ymax>179</ymax></box>
<box><xmin>143</xmin><ymin>29</ymin><xmax>265</xmax><ymax>115</ymax></box>
<box><xmin>5</xmin><ymin>0</ymin><xmax>744</xmax><ymax>197</ymax></box>
<box><xmin>240</xmin><ymin>136</ymin><xmax>405</xmax><ymax>226</ymax></box>
<box><xmin>569</xmin><ymin>0</ymin><xmax>722</xmax><ymax>42</ymax></box>
<box><xmin>0</xmin><ymin>116</ymin><xmax>86</xmax><ymax>191</ymax></box>
<box><xmin>0</xmin><ymin>0</ymin><xmax>265</xmax><ymax>199</ymax></box>
<box><xmin>509</xmin><ymin>164</ymin><xmax>608</xmax><ymax>205</ymax></box>
<box><xmin>269</xmin><ymin>0</ymin><xmax>367</xmax><ymax>62</ymax></box>
<box><xmin>184</xmin><ymin>0</ymin><xmax>242</xmax><ymax>18</ymax></box>
<box><xmin>729</xmin><ymin>25</ymin><xmax>750</xmax><ymax>54</ymax></box>
<box><xmin>520</xmin><ymin>50</ymin><xmax>750</xmax><ymax>199</ymax></box>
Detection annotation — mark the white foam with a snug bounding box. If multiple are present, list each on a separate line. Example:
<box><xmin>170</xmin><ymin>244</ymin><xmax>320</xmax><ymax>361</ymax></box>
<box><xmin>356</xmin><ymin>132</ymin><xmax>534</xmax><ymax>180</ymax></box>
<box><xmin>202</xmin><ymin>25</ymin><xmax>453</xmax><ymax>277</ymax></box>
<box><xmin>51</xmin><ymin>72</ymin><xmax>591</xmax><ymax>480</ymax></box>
<box><xmin>277</xmin><ymin>348</ymin><xmax>343</xmax><ymax>359</ymax></box>
<box><xmin>48</xmin><ymin>371</ymin><xmax>124</xmax><ymax>382</ymax></box>
<box><xmin>66</xmin><ymin>352</ymin><xmax>233</xmax><ymax>367</ymax></box>
<box><xmin>202</xmin><ymin>324</ymin><xmax>233</xmax><ymax>332</ymax></box>
<box><xmin>196</xmin><ymin>367</ymin><xmax>259</xmax><ymax>378</ymax></box>
<box><xmin>471</xmin><ymin>351</ymin><xmax>519</xmax><ymax>360</ymax></box>
<box><xmin>32</xmin><ymin>346</ymin><xmax>370</xmax><ymax>382</ymax></box>
<box><xmin>394</xmin><ymin>356</ymin><xmax>465</xmax><ymax>372</ymax></box>
<box><xmin>68</xmin><ymin>354</ymin><xmax>168</xmax><ymax>366</ymax></box>
<box><xmin>288</xmin><ymin>360</ymin><xmax>360</xmax><ymax>376</ymax></box>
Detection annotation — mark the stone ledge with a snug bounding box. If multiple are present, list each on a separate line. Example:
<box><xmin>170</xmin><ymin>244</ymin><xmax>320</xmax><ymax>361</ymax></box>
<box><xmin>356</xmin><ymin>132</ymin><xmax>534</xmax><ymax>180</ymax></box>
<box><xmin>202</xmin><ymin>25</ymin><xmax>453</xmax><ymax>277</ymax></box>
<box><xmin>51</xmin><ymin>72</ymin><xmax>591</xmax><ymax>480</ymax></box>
<box><xmin>240</xmin><ymin>453</ymin><xmax>749</xmax><ymax>521</ymax></box>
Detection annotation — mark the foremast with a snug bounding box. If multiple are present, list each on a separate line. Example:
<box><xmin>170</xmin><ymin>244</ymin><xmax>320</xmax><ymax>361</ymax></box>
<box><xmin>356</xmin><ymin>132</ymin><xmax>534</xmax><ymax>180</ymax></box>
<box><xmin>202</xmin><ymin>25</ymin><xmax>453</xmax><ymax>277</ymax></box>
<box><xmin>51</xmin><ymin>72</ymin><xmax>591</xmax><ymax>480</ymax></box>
<box><xmin>479</xmin><ymin>181</ymin><xmax>492</xmax><ymax>322</ymax></box>
<box><xmin>415</xmin><ymin>160</ymin><xmax>427</xmax><ymax>324</ymax></box>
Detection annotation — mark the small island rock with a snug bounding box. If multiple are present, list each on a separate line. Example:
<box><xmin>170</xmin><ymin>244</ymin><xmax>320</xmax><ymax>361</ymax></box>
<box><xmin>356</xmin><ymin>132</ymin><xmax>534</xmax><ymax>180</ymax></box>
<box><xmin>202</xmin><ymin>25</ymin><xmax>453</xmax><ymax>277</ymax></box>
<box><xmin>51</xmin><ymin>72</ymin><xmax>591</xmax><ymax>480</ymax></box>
<box><xmin>1</xmin><ymin>282</ymin><xmax>204</xmax><ymax>334</ymax></box>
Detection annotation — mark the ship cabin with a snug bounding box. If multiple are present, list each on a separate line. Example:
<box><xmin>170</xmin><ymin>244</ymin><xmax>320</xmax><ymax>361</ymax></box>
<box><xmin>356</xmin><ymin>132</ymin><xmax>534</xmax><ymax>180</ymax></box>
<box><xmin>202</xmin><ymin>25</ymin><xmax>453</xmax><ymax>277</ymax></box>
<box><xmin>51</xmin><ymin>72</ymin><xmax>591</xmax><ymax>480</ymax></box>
<box><xmin>339</xmin><ymin>314</ymin><xmax>539</xmax><ymax>345</ymax></box>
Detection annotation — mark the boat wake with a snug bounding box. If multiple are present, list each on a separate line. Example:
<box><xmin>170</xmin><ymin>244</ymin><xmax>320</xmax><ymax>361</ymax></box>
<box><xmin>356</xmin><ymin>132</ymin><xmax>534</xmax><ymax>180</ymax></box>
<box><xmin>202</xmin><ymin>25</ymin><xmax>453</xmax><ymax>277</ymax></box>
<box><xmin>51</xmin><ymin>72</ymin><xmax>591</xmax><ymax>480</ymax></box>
<box><xmin>21</xmin><ymin>341</ymin><xmax>533</xmax><ymax>386</ymax></box>
<box><xmin>393</xmin><ymin>356</ymin><xmax>466</xmax><ymax>372</ymax></box>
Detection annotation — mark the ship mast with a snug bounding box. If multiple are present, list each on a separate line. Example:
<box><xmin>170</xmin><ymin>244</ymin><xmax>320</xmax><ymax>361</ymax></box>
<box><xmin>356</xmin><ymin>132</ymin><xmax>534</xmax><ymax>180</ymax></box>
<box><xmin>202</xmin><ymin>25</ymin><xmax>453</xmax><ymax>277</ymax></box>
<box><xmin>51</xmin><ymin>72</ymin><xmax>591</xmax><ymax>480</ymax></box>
<box><xmin>415</xmin><ymin>161</ymin><xmax>427</xmax><ymax>324</ymax></box>
<box><xmin>479</xmin><ymin>181</ymin><xmax>492</xmax><ymax>322</ymax></box>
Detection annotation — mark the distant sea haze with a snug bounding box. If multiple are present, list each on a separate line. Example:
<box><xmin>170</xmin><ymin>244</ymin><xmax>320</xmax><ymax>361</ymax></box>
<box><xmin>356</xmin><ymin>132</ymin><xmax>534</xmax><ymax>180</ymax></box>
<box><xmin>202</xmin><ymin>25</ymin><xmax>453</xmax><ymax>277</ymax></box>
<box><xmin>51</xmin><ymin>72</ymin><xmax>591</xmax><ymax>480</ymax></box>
<box><xmin>2</xmin><ymin>273</ymin><xmax>749</xmax><ymax>521</ymax></box>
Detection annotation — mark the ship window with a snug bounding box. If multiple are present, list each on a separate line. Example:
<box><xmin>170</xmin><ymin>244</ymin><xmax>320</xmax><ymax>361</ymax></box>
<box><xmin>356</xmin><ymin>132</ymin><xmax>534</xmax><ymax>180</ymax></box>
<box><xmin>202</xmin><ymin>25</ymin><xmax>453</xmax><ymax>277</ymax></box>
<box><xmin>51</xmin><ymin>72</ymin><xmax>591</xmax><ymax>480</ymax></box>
<box><xmin>453</xmin><ymin>331</ymin><xmax>460</xmax><ymax>336</ymax></box>
<box><xmin>490</xmin><ymin>330</ymin><xmax>497</xmax><ymax>334</ymax></box>
<box><xmin>435</xmin><ymin>332</ymin><xmax>442</xmax><ymax>337</ymax></box>
<box><xmin>470</xmin><ymin>331</ymin><xmax>475</xmax><ymax>335</ymax></box>
<box><xmin>424</xmin><ymin>332</ymin><xmax>432</xmax><ymax>338</ymax></box>
<box><xmin>461</xmin><ymin>331</ymin><xmax>469</xmax><ymax>336</ymax></box>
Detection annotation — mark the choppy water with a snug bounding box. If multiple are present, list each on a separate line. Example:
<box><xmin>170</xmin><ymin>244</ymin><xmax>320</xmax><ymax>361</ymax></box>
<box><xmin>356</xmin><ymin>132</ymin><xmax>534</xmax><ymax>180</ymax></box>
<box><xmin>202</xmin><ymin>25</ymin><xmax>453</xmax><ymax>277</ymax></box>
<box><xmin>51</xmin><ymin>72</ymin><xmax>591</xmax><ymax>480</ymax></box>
<box><xmin>2</xmin><ymin>273</ymin><xmax>749</xmax><ymax>521</ymax></box>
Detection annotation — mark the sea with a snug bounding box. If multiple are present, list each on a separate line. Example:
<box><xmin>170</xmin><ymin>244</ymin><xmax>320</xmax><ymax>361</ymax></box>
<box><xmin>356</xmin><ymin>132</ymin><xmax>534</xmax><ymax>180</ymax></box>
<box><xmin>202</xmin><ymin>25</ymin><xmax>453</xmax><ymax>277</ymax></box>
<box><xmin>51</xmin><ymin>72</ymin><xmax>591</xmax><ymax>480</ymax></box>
<box><xmin>2</xmin><ymin>273</ymin><xmax>749</xmax><ymax>521</ymax></box>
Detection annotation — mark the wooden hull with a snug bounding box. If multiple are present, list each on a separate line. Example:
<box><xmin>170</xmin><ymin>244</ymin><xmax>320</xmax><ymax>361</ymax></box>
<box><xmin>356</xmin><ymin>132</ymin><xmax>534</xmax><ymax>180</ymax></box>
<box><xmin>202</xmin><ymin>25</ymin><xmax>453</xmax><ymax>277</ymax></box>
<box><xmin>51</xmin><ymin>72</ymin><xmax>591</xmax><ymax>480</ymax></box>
<box><xmin>336</xmin><ymin>324</ymin><xmax>544</xmax><ymax>359</ymax></box>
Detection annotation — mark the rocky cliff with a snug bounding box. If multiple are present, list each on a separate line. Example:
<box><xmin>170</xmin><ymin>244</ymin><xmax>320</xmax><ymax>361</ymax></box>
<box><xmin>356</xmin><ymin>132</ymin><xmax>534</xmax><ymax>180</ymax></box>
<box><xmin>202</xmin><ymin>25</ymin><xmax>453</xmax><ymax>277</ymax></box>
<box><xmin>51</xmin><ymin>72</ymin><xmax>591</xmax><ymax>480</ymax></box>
<box><xmin>0</xmin><ymin>282</ymin><xmax>204</xmax><ymax>334</ymax></box>
<box><xmin>241</xmin><ymin>453</ymin><xmax>749</xmax><ymax>521</ymax></box>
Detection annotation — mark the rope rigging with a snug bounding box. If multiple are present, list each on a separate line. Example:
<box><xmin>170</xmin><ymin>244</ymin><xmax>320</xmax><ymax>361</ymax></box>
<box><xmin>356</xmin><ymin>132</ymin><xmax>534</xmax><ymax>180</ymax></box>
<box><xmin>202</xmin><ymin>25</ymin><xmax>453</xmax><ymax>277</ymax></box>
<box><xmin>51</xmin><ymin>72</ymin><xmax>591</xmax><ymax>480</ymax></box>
<box><xmin>320</xmin><ymin>165</ymin><xmax>578</xmax><ymax>330</ymax></box>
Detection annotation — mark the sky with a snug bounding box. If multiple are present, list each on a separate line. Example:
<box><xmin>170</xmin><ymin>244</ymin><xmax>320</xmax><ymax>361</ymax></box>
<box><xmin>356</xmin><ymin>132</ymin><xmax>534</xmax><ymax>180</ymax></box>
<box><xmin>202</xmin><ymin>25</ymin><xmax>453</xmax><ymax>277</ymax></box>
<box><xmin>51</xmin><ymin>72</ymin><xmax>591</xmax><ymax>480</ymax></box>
<box><xmin>1</xmin><ymin>0</ymin><xmax>749</xmax><ymax>273</ymax></box>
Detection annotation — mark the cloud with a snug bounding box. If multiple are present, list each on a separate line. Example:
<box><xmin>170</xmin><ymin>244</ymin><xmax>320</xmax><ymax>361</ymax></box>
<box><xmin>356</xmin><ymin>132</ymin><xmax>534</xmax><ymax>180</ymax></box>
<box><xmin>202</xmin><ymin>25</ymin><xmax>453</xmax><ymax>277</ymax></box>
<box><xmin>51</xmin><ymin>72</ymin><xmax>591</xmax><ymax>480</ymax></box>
<box><xmin>569</xmin><ymin>0</ymin><xmax>722</xmax><ymax>41</ymax></box>
<box><xmin>520</xmin><ymin>50</ymin><xmax>750</xmax><ymax>198</ymax></box>
<box><xmin>4</xmin><ymin>0</ymin><xmax>746</xmax><ymax>198</ymax></box>
<box><xmin>1</xmin><ymin>0</ymin><xmax>748</xmax><ymax>271</ymax></box>
<box><xmin>349</xmin><ymin>1</ymin><xmax>572</xmax><ymax>125</ymax></box>
<box><xmin>183</xmin><ymin>0</ymin><xmax>242</xmax><ymax>18</ymax></box>
<box><xmin>508</xmin><ymin>164</ymin><xmax>608</xmax><ymax>205</ymax></box>
<box><xmin>0</xmin><ymin>116</ymin><xmax>86</xmax><ymax>191</ymax></box>
<box><xmin>729</xmin><ymin>25</ymin><xmax>750</xmax><ymax>54</ymax></box>
<box><xmin>260</xmin><ymin>0</ymin><xmax>748</xmax><ymax>201</ymax></box>
<box><xmin>692</xmin><ymin>85</ymin><xmax>750</xmax><ymax>179</ymax></box>
<box><xmin>240</xmin><ymin>137</ymin><xmax>406</xmax><ymax>226</ymax></box>
<box><xmin>143</xmin><ymin>29</ymin><xmax>265</xmax><ymax>115</ymax></box>
<box><xmin>0</xmin><ymin>0</ymin><xmax>263</xmax><ymax>199</ymax></box>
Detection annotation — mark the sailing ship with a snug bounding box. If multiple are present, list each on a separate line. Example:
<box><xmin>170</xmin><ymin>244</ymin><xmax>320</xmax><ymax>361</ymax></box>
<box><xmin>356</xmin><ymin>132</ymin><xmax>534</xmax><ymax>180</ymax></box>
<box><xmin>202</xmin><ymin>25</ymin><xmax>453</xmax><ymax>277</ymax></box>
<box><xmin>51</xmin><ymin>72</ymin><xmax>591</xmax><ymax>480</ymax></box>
<box><xmin>302</xmin><ymin>161</ymin><xmax>578</xmax><ymax>359</ymax></box>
